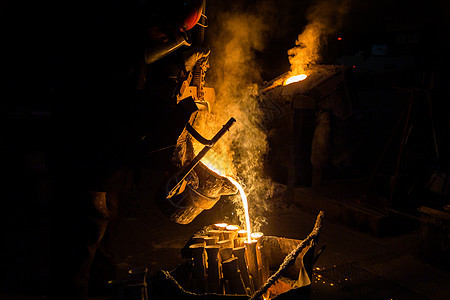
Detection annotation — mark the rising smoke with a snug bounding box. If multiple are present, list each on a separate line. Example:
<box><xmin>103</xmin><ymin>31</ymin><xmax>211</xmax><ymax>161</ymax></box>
<box><xmin>196</xmin><ymin>0</ymin><xmax>351</xmax><ymax>231</ymax></box>
<box><xmin>288</xmin><ymin>0</ymin><xmax>351</xmax><ymax>75</ymax></box>
<box><xmin>196</xmin><ymin>1</ymin><xmax>278</xmax><ymax>231</ymax></box>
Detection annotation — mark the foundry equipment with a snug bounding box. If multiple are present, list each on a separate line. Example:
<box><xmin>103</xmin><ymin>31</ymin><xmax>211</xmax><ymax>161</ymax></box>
<box><xmin>166</xmin><ymin>117</ymin><xmax>236</xmax><ymax>200</ymax></box>
<box><xmin>158</xmin><ymin>116</ymin><xmax>238</xmax><ymax>225</ymax></box>
<box><xmin>143</xmin><ymin>211</ymin><xmax>325</xmax><ymax>299</ymax></box>
<box><xmin>258</xmin><ymin>65</ymin><xmax>353</xmax><ymax>198</ymax></box>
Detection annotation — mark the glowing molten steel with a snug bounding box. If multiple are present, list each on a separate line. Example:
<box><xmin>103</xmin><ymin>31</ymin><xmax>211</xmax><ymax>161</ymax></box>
<box><xmin>250</xmin><ymin>232</ymin><xmax>263</xmax><ymax>240</ymax></box>
<box><xmin>201</xmin><ymin>160</ymin><xmax>253</xmax><ymax>244</ymax></box>
<box><xmin>214</xmin><ymin>223</ymin><xmax>228</xmax><ymax>229</ymax></box>
<box><xmin>226</xmin><ymin>225</ymin><xmax>239</xmax><ymax>231</ymax></box>
<box><xmin>227</xmin><ymin>177</ymin><xmax>252</xmax><ymax>244</ymax></box>
<box><xmin>284</xmin><ymin>74</ymin><xmax>307</xmax><ymax>85</ymax></box>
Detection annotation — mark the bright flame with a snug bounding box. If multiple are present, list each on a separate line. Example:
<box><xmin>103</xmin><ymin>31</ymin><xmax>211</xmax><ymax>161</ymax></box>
<box><xmin>227</xmin><ymin>177</ymin><xmax>252</xmax><ymax>243</ymax></box>
<box><xmin>284</xmin><ymin>74</ymin><xmax>307</xmax><ymax>85</ymax></box>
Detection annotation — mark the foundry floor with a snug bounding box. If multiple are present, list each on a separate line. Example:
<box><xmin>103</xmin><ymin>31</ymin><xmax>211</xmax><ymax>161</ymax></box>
<box><xmin>1</xmin><ymin>173</ymin><xmax>449</xmax><ymax>300</ymax></box>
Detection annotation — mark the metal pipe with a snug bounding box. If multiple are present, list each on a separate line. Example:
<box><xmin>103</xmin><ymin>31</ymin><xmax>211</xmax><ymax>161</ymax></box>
<box><xmin>223</xmin><ymin>229</ymin><xmax>238</xmax><ymax>248</ymax></box>
<box><xmin>221</xmin><ymin>257</ymin><xmax>247</xmax><ymax>295</ymax></box>
<box><xmin>232</xmin><ymin>246</ymin><xmax>253</xmax><ymax>294</ymax></box>
<box><xmin>234</xmin><ymin>237</ymin><xmax>246</xmax><ymax>248</ymax></box>
<box><xmin>260</xmin><ymin>83</ymin><xmax>281</xmax><ymax>94</ymax></box>
<box><xmin>189</xmin><ymin>243</ymin><xmax>207</xmax><ymax>293</ymax></box>
<box><xmin>205</xmin><ymin>245</ymin><xmax>221</xmax><ymax>294</ymax></box>
<box><xmin>186</xmin><ymin>123</ymin><xmax>214</xmax><ymax>146</ymax></box>
<box><xmin>192</xmin><ymin>235</ymin><xmax>207</xmax><ymax>246</ymax></box>
<box><xmin>254</xmin><ymin>233</ymin><xmax>269</xmax><ymax>288</ymax></box>
<box><xmin>219</xmin><ymin>246</ymin><xmax>233</xmax><ymax>262</ymax></box>
<box><xmin>245</xmin><ymin>240</ymin><xmax>260</xmax><ymax>291</ymax></box>
<box><xmin>217</xmin><ymin>240</ymin><xmax>233</xmax><ymax>249</ymax></box>
<box><xmin>208</xmin><ymin>230</ymin><xmax>224</xmax><ymax>241</ymax></box>
<box><xmin>204</xmin><ymin>236</ymin><xmax>219</xmax><ymax>245</ymax></box>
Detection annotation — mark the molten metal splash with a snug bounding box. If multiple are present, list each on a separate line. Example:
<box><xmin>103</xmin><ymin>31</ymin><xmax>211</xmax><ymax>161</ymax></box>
<box><xmin>284</xmin><ymin>74</ymin><xmax>307</xmax><ymax>85</ymax></box>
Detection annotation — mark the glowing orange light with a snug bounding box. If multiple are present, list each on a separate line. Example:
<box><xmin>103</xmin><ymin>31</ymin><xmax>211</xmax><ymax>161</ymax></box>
<box><xmin>203</xmin><ymin>161</ymin><xmax>225</xmax><ymax>176</ymax></box>
<box><xmin>214</xmin><ymin>223</ymin><xmax>228</xmax><ymax>229</ymax></box>
<box><xmin>238</xmin><ymin>229</ymin><xmax>247</xmax><ymax>237</ymax></box>
<box><xmin>284</xmin><ymin>74</ymin><xmax>307</xmax><ymax>85</ymax></box>
<box><xmin>227</xmin><ymin>177</ymin><xmax>252</xmax><ymax>243</ymax></box>
<box><xmin>201</xmin><ymin>159</ymin><xmax>252</xmax><ymax>244</ymax></box>
<box><xmin>250</xmin><ymin>232</ymin><xmax>263</xmax><ymax>240</ymax></box>
<box><xmin>226</xmin><ymin>225</ymin><xmax>239</xmax><ymax>231</ymax></box>
<box><xmin>337</xmin><ymin>37</ymin><xmax>342</xmax><ymax>41</ymax></box>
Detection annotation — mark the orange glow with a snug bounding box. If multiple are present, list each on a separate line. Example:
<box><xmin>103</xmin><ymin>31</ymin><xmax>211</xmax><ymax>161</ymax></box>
<box><xmin>238</xmin><ymin>229</ymin><xmax>247</xmax><ymax>237</ymax></box>
<box><xmin>214</xmin><ymin>223</ymin><xmax>228</xmax><ymax>229</ymax></box>
<box><xmin>226</xmin><ymin>225</ymin><xmax>239</xmax><ymax>231</ymax></box>
<box><xmin>284</xmin><ymin>74</ymin><xmax>307</xmax><ymax>85</ymax></box>
<box><xmin>199</xmin><ymin>154</ymin><xmax>252</xmax><ymax>244</ymax></box>
<box><xmin>227</xmin><ymin>177</ymin><xmax>252</xmax><ymax>243</ymax></box>
<box><xmin>250</xmin><ymin>232</ymin><xmax>263</xmax><ymax>239</ymax></box>
<box><xmin>203</xmin><ymin>161</ymin><xmax>225</xmax><ymax>176</ymax></box>
<box><xmin>337</xmin><ymin>37</ymin><xmax>342</xmax><ymax>41</ymax></box>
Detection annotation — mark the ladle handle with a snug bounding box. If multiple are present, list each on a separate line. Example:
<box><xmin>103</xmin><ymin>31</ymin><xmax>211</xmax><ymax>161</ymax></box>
<box><xmin>166</xmin><ymin>117</ymin><xmax>236</xmax><ymax>199</ymax></box>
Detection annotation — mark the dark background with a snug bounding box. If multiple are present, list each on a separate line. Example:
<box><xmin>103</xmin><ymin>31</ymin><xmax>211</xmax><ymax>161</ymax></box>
<box><xmin>1</xmin><ymin>0</ymin><xmax>450</xmax><ymax>298</ymax></box>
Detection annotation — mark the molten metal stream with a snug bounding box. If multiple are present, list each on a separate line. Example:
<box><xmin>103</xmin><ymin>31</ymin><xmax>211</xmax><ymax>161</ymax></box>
<box><xmin>227</xmin><ymin>177</ymin><xmax>252</xmax><ymax>243</ymax></box>
<box><xmin>199</xmin><ymin>161</ymin><xmax>252</xmax><ymax>243</ymax></box>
